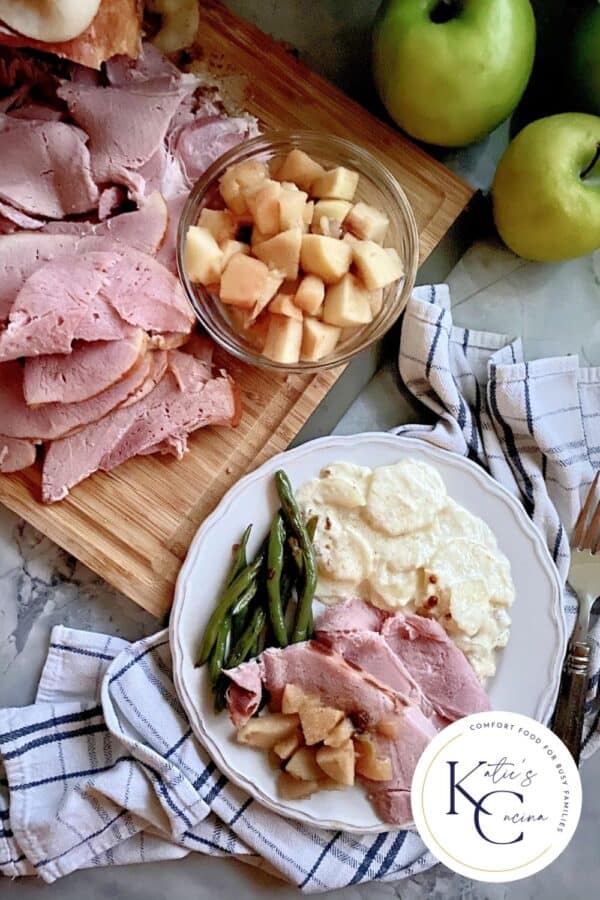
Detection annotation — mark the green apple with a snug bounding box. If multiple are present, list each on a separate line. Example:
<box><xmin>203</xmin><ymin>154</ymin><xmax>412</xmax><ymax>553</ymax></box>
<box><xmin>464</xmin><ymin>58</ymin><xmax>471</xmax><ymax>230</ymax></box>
<box><xmin>492</xmin><ymin>113</ymin><xmax>600</xmax><ymax>261</ymax></box>
<box><xmin>571</xmin><ymin>4</ymin><xmax>600</xmax><ymax>115</ymax></box>
<box><xmin>372</xmin><ymin>0</ymin><xmax>536</xmax><ymax>147</ymax></box>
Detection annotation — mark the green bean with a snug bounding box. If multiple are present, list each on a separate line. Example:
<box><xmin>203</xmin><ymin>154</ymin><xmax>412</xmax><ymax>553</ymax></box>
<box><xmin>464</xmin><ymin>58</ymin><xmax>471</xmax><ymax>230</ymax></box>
<box><xmin>288</xmin><ymin>535</ymin><xmax>303</xmax><ymax>573</ymax></box>
<box><xmin>209</xmin><ymin>615</ymin><xmax>231</xmax><ymax>686</ymax></box>
<box><xmin>266</xmin><ymin>512</ymin><xmax>288</xmax><ymax>647</ymax></box>
<box><xmin>226</xmin><ymin>607</ymin><xmax>266</xmax><ymax>669</ymax></box>
<box><xmin>196</xmin><ymin>554</ymin><xmax>264</xmax><ymax>666</ymax></box>
<box><xmin>254</xmin><ymin>619</ymin><xmax>268</xmax><ymax>657</ymax></box>
<box><xmin>287</xmin><ymin>516</ymin><xmax>318</xmax><ymax>578</ymax></box>
<box><xmin>227</xmin><ymin>525</ymin><xmax>252</xmax><ymax>586</ymax></box>
<box><xmin>213</xmin><ymin>676</ymin><xmax>228</xmax><ymax>713</ymax></box>
<box><xmin>230</xmin><ymin>580</ymin><xmax>258</xmax><ymax>643</ymax></box>
<box><xmin>275</xmin><ymin>470</ymin><xmax>317</xmax><ymax>644</ymax></box>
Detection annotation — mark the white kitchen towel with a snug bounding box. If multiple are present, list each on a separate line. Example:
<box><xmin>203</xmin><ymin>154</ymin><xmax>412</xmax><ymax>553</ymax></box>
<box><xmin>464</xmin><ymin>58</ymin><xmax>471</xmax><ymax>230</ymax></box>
<box><xmin>0</xmin><ymin>624</ymin><xmax>433</xmax><ymax>887</ymax></box>
<box><xmin>395</xmin><ymin>284</ymin><xmax>600</xmax><ymax>757</ymax></box>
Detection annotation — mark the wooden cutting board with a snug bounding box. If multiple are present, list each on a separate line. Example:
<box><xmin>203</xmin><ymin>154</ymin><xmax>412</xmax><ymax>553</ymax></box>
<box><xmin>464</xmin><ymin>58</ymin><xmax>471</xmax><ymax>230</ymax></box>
<box><xmin>0</xmin><ymin>0</ymin><xmax>474</xmax><ymax>618</ymax></box>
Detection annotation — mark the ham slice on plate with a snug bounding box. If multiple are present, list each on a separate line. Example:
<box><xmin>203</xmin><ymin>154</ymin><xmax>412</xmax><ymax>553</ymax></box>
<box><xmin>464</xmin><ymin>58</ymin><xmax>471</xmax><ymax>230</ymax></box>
<box><xmin>23</xmin><ymin>329</ymin><xmax>147</xmax><ymax>405</ymax></box>
<box><xmin>42</xmin><ymin>351</ymin><xmax>241</xmax><ymax>502</ymax></box>
<box><xmin>381</xmin><ymin>614</ymin><xmax>490</xmax><ymax>721</ymax></box>
<box><xmin>0</xmin><ymin>435</ymin><xmax>36</xmax><ymax>472</ymax></box>
<box><xmin>0</xmin><ymin>352</ymin><xmax>158</xmax><ymax>440</ymax></box>
<box><xmin>0</xmin><ymin>114</ymin><xmax>99</xmax><ymax>219</ymax></box>
<box><xmin>0</xmin><ymin>248</ymin><xmax>193</xmax><ymax>361</ymax></box>
<box><xmin>226</xmin><ymin>641</ymin><xmax>436</xmax><ymax>825</ymax></box>
<box><xmin>316</xmin><ymin>599</ymin><xmax>490</xmax><ymax>723</ymax></box>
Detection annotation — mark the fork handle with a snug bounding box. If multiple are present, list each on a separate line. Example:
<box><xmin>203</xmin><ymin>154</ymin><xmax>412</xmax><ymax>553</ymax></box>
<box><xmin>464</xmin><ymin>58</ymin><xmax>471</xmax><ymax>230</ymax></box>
<box><xmin>552</xmin><ymin>641</ymin><xmax>590</xmax><ymax>765</ymax></box>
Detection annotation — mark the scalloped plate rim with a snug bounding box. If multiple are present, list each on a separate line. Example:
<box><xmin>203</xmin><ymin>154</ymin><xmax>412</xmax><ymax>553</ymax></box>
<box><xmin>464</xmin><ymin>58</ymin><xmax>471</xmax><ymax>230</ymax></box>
<box><xmin>170</xmin><ymin>432</ymin><xmax>565</xmax><ymax>833</ymax></box>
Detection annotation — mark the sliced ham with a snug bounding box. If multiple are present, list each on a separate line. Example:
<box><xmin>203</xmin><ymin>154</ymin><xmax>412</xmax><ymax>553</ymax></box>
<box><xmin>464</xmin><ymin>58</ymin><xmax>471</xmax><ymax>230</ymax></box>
<box><xmin>41</xmin><ymin>191</ymin><xmax>168</xmax><ymax>253</ymax></box>
<box><xmin>105</xmin><ymin>44</ymin><xmax>187</xmax><ymax>87</ymax></box>
<box><xmin>382</xmin><ymin>614</ymin><xmax>490</xmax><ymax>721</ymax></box>
<box><xmin>57</xmin><ymin>75</ymin><xmax>196</xmax><ymax>188</ymax></box>
<box><xmin>23</xmin><ymin>330</ymin><xmax>147</xmax><ymax>405</ymax></box>
<box><xmin>42</xmin><ymin>352</ymin><xmax>240</xmax><ymax>502</ymax></box>
<box><xmin>316</xmin><ymin>629</ymin><xmax>430</xmax><ymax>716</ymax></box>
<box><xmin>0</xmin><ymin>352</ymin><xmax>153</xmax><ymax>440</ymax></box>
<box><xmin>316</xmin><ymin>599</ymin><xmax>387</xmax><ymax>634</ymax></box>
<box><xmin>0</xmin><ymin>115</ymin><xmax>99</xmax><ymax>219</ymax></box>
<box><xmin>226</xmin><ymin>641</ymin><xmax>436</xmax><ymax>825</ymax></box>
<box><xmin>0</xmin><ymin>248</ymin><xmax>193</xmax><ymax>361</ymax></box>
<box><xmin>227</xmin><ymin>641</ymin><xmax>413</xmax><ymax>729</ymax></box>
<box><xmin>0</xmin><ymin>254</ymin><xmax>136</xmax><ymax>361</ymax></box>
<box><xmin>0</xmin><ymin>200</ymin><xmax>44</xmax><ymax>230</ymax></box>
<box><xmin>0</xmin><ymin>435</ymin><xmax>36</xmax><ymax>472</ymax></box>
<box><xmin>97</xmin><ymin>247</ymin><xmax>194</xmax><ymax>335</ymax></box>
<box><xmin>174</xmin><ymin>116</ymin><xmax>259</xmax><ymax>185</ymax></box>
<box><xmin>0</xmin><ymin>195</ymin><xmax>168</xmax><ymax>321</ymax></box>
<box><xmin>315</xmin><ymin>599</ymin><xmax>490</xmax><ymax>723</ymax></box>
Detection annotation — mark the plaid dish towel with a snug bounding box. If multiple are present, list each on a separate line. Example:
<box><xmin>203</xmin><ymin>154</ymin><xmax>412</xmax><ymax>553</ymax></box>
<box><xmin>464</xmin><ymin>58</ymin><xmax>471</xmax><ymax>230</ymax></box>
<box><xmin>395</xmin><ymin>284</ymin><xmax>600</xmax><ymax>757</ymax></box>
<box><xmin>0</xmin><ymin>624</ymin><xmax>433</xmax><ymax>887</ymax></box>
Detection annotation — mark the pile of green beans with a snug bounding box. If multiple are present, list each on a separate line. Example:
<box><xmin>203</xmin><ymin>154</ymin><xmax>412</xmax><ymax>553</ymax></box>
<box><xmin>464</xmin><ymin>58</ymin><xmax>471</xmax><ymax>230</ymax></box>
<box><xmin>196</xmin><ymin>469</ymin><xmax>318</xmax><ymax>712</ymax></box>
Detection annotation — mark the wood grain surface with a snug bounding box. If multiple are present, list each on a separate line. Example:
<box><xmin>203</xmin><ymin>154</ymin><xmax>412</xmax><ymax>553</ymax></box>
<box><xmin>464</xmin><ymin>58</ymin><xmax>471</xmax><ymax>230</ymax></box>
<box><xmin>0</xmin><ymin>0</ymin><xmax>474</xmax><ymax>617</ymax></box>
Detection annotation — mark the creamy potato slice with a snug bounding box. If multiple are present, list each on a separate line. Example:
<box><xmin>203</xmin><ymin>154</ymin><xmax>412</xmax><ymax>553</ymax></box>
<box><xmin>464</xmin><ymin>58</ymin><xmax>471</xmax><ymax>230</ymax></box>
<box><xmin>426</xmin><ymin>538</ymin><xmax>514</xmax><ymax>608</ymax></box>
<box><xmin>368</xmin><ymin>560</ymin><xmax>420</xmax><ymax>609</ymax></box>
<box><xmin>365</xmin><ymin>459</ymin><xmax>447</xmax><ymax>535</ymax></box>
<box><xmin>314</xmin><ymin>515</ymin><xmax>372</xmax><ymax>583</ymax></box>
<box><xmin>433</xmin><ymin>498</ymin><xmax>498</xmax><ymax>548</ymax></box>
<box><xmin>297</xmin><ymin>462</ymin><xmax>371</xmax><ymax>510</ymax></box>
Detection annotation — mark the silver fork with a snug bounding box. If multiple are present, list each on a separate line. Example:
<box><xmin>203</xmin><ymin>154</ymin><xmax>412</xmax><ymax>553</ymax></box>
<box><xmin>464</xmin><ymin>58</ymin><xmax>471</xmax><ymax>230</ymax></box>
<box><xmin>553</xmin><ymin>471</ymin><xmax>600</xmax><ymax>763</ymax></box>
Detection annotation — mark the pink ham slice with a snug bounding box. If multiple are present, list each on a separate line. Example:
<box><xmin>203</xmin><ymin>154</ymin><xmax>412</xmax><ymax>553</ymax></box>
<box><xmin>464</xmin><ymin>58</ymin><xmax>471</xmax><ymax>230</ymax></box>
<box><xmin>0</xmin><ymin>200</ymin><xmax>44</xmax><ymax>231</ymax></box>
<box><xmin>316</xmin><ymin>629</ymin><xmax>434</xmax><ymax>720</ymax></box>
<box><xmin>382</xmin><ymin>614</ymin><xmax>490</xmax><ymax>721</ymax></box>
<box><xmin>315</xmin><ymin>599</ymin><xmax>490</xmax><ymax>723</ymax></box>
<box><xmin>23</xmin><ymin>330</ymin><xmax>147</xmax><ymax>405</ymax></box>
<box><xmin>42</xmin><ymin>351</ymin><xmax>240</xmax><ymax>502</ymax></box>
<box><xmin>0</xmin><ymin>195</ymin><xmax>169</xmax><ymax>322</ymax></box>
<box><xmin>0</xmin><ymin>248</ymin><xmax>193</xmax><ymax>361</ymax></box>
<box><xmin>226</xmin><ymin>641</ymin><xmax>436</xmax><ymax>825</ymax></box>
<box><xmin>0</xmin><ymin>254</ymin><xmax>136</xmax><ymax>361</ymax></box>
<box><xmin>57</xmin><ymin>76</ymin><xmax>196</xmax><ymax>190</ymax></box>
<box><xmin>0</xmin><ymin>352</ymin><xmax>155</xmax><ymax>440</ymax></box>
<box><xmin>98</xmin><ymin>247</ymin><xmax>194</xmax><ymax>334</ymax></box>
<box><xmin>42</xmin><ymin>191</ymin><xmax>167</xmax><ymax>250</ymax></box>
<box><xmin>0</xmin><ymin>114</ymin><xmax>99</xmax><ymax>219</ymax></box>
<box><xmin>174</xmin><ymin>116</ymin><xmax>259</xmax><ymax>185</ymax></box>
<box><xmin>0</xmin><ymin>435</ymin><xmax>36</xmax><ymax>472</ymax></box>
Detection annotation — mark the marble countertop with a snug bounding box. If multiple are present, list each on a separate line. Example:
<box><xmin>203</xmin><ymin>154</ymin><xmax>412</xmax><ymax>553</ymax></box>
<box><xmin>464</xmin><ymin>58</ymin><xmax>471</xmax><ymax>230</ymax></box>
<box><xmin>1</xmin><ymin>1</ymin><xmax>599</xmax><ymax>897</ymax></box>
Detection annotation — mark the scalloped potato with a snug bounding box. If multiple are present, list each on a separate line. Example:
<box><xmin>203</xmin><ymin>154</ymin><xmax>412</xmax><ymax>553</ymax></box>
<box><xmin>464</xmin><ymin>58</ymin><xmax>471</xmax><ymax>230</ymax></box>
<box><xmin>297</xmin><ymin>459</ymin><xmax>515</xmax><ymax>681</ymax></box>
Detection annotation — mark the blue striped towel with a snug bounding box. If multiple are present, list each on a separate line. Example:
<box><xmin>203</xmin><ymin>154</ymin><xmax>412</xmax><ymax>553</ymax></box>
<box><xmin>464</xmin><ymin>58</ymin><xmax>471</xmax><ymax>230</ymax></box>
<box><xmin>395</xmin><ymin>285</ymin><xmax>600</xmax><ymax>756</ymax></box>
<box><xmin>0</xmin><ymin>624</ymin><xmax>433</xmax><ymax>887</ymax></box>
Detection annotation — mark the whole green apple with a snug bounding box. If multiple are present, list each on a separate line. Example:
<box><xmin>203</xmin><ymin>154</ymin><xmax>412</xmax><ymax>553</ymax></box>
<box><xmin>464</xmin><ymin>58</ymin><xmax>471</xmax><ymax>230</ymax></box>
<box><xmin>372</xmin><ymin>0</ymin><xmax>536</xmax><ymax>147</ymax></box>
<box><xmin>492</xmin><ymin>113</ymin><xmax>600</xmax><ymax>261</ymax></box>
<box><xmin>571</xmin><ymin>4</ymin><xmax>600</xmax><ymax>115</ymax></box>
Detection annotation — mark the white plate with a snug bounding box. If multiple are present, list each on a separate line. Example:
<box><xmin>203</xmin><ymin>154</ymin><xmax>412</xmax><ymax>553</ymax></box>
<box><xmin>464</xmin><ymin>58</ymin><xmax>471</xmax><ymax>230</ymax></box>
<box><xmin>170</xmin><ymin>433</ymin><xmax>565</xmax><ymax>833</ymax></box>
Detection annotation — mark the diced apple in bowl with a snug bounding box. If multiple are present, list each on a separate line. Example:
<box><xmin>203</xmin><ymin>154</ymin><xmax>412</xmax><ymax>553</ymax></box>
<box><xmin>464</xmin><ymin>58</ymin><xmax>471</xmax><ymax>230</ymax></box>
<box><xmin>186</xmin><ymin>148</ymin><xmax>406</xmax><ymax>365</ymax></box>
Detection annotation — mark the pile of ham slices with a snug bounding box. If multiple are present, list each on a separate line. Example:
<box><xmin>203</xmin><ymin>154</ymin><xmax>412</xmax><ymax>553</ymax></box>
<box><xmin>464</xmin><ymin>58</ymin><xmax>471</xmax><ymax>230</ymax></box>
<box><xmin>0</xmin><ymin>44</ymin><xmax>259</xmax><ymax>501</ymax></box>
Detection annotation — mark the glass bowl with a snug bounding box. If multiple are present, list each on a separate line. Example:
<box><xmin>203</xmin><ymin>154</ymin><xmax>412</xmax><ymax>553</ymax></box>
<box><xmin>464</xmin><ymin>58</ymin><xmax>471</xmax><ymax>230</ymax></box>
<box><xmin>177</xmin><ymin>130</ymin><xmax>419</xmax><ymax>373</ymax></box>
